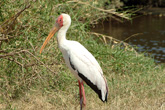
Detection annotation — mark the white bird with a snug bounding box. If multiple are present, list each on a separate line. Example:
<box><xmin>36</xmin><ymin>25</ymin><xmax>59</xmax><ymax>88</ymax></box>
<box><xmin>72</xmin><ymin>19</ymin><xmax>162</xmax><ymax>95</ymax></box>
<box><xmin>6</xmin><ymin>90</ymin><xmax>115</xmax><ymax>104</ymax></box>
<box><xmin>40</xmin><ymin>14</ymin><xmax>108</xmax><ymax>109</ymax></box>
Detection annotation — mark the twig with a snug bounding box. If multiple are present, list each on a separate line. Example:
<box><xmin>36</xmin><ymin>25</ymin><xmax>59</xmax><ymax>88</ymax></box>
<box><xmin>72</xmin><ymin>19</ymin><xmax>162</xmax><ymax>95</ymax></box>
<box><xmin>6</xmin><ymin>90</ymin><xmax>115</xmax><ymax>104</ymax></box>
<box><xmin>22</xmin><ymin>50</ymin><xmax>57</xmax><ymax>75</ymax></box>
<box><xmin>0</xmin><ymin>50</ymin><xmax>25</xmax><ymax>58</ymax></box>
<box><xmin>4</xmin><ymin>57</ymin><xmax>23</xmax><ymax>67</ymax></box>
<box><xmin>124</xmin><ymin>33</ymin><xmax>143</xmax><ymax>42</ymax></box>
<box><xmin>0</xmin><ymin>4</ymin><xmax>31</xmax><ymax>42</ymax></box>
<box><xmin>1</xmin><ymin>4</ymin><xmax>31</xmax><ymax>27</ymax></box>
<box><xmin>0</xmin><ymin>49</ymin><xmax>57</xmax><ymax>75</ymax></box>
<box><xmin>89</xmin><ymin>32</ymin><xmax>137</xmax><ymax>53</ymax></box>
<box><xmin>89</xmin><ymin>32</ymin><xmax>120</xmax><ymax>44</ymax></box>
<box><xmin>0</xmin><ymin>34</ymin><xmax>15</xmax><ymax>41</ymax></box>
<box><xmin>0</xmin><ymin>50</ymin><xmax>7</xmax><ymax>53</ymax></box>
<box><xmin>67</xmin><ymin>0</ymin><xmax>130</xmax><ymax>20</ymax></box>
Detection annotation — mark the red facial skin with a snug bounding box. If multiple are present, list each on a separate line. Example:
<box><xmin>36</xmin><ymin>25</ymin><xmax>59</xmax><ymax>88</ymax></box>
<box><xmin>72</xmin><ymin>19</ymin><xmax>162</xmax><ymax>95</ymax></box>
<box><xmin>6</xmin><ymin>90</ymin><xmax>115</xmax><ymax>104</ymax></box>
<box><xmin>56</xmin><ymin>15</ymin><xmax>63</xmax><ymax>28</ymax></box>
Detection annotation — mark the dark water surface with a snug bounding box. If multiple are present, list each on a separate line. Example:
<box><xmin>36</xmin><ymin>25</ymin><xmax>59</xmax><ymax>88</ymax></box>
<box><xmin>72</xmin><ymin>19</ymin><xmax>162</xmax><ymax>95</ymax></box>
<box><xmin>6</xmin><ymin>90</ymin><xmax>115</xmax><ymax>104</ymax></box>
<box><xmin>92</xmin><ymin>15</ymin><xmax>165</xmax><ymax>63</ymax></box>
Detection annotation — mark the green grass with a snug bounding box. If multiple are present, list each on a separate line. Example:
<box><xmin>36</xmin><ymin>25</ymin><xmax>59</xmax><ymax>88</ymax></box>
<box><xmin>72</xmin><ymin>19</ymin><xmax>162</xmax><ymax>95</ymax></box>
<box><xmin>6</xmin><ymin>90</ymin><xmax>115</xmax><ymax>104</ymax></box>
<box><xmin>0</xmin><ymin>0</ymin><xmax>165</xmax><ymax>110</ymax></box>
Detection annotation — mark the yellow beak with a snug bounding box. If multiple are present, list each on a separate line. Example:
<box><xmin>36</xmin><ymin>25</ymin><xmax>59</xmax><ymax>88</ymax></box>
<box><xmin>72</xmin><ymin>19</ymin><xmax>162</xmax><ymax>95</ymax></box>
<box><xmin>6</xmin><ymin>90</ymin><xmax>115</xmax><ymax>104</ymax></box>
<box><xmin>40</xmin><ymin>26</ymin><xmax>59</xmax><ymax>54</ymax></box>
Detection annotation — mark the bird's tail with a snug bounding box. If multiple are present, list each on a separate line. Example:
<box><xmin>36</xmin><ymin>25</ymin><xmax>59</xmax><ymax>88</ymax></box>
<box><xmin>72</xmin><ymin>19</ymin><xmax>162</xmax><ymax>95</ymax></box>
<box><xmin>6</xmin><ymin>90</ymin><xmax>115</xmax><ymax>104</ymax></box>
<box><xmin>103</xmin><ymin>76</ymin><xmax>108</xmax><ymax>102</ymax></box>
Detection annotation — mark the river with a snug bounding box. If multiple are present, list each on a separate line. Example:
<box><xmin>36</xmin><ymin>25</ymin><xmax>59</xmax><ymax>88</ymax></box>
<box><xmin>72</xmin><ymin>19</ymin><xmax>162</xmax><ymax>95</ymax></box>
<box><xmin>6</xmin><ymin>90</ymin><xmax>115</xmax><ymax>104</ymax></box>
<box><xmin>92</xmin><ymin>15</ymin><xmax>165</xmax><ymax>63</ymax></box>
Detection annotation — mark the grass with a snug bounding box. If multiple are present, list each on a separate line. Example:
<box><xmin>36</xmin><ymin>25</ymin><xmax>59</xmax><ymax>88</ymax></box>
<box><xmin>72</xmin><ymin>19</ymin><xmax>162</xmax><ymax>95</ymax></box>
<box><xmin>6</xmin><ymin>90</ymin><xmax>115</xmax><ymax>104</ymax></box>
<box><xmin>0</xmin><ymin>0</ymin><xmax>165</xmax><ymax>110</ymax></box>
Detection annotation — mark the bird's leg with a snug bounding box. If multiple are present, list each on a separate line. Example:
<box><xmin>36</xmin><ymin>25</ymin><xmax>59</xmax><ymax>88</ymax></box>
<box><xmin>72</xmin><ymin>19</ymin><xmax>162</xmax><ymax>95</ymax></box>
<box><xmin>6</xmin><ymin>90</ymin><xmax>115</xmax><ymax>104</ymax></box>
<box><xmin>78</xmin><ymin>80</ymin><xmax>83</xmax><ymax>110</ymax></box>
<box><xmin>78</xmin><ymin>80</ymin><xmax>82</xmax><ymax>100</ymax></box>
<box><xmin>79</xmin><ymin>81</ymin><xmax>86</xmax><ymax>110</ymax></box>
<box><xmin>81</xmin><ymin>81</ymin><xmax>86</xmax><ymax>106</ymax></box>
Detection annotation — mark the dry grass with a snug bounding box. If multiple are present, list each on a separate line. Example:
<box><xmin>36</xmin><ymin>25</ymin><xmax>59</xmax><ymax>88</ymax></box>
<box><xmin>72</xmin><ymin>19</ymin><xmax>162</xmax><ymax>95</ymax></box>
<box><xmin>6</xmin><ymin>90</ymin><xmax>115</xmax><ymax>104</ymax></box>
<box><xmin>10</xmin><ymin>87</ymin><xmax>164</xmax><ymax>110</ymax></box>
<box><xmin>4</xmin><ymin>68</ymin><xmax>164</xmax><ymax>110</ymax></box>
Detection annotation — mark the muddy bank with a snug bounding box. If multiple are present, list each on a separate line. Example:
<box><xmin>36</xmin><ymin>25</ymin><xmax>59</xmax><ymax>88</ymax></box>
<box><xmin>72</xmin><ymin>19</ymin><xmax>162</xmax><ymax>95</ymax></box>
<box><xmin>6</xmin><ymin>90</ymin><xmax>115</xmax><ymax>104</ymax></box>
<box><xmin>138</xmin><ymin>7</ymin><xmax>165</xmax><ymax>16</ymax></box>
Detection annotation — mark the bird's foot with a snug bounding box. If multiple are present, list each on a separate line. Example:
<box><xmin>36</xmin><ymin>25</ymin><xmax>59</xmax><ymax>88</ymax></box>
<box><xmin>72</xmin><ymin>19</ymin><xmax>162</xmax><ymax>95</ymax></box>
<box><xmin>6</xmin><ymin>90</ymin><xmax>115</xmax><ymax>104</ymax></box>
<box><xmin>80</xmin><ymin>97</ymin><xmax>86</xmax><ymax>110</ymax></box>
<box><xmin>80</xmin><ymin>97</ymin><xmax>83</xmax><ymax>110</ymax></box>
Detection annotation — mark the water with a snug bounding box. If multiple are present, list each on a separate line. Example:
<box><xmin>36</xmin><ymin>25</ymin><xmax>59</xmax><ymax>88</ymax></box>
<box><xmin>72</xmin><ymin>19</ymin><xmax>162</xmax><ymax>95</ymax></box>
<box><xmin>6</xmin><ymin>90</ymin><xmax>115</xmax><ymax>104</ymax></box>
<box><xmin>92</xmin><ymin>15</ymin><xmax>165</xmax><ymax>63</ymax></box>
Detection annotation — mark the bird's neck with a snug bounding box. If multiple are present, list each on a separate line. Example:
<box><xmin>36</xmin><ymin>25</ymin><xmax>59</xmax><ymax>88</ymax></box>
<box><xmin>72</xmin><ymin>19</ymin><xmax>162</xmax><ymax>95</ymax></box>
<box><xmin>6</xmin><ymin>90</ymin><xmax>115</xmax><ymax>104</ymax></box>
<box><xmin>57</xmin><ymin>25</ymin><xmax>70</xmax><ymax>45</ymax></box>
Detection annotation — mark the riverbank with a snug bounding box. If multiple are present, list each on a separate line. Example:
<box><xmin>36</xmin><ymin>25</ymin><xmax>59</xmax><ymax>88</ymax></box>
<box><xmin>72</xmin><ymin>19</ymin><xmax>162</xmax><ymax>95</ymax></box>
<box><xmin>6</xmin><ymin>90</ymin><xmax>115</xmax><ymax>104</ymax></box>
<box><xmin>138</xmin><ymin>7</ymin><xmax>165</xmax><ymax>16</ymax></box>
<box><xmin>0</xmin><ymin>1</ymin><xmax>164</xmax><ymax>110</ymax></box>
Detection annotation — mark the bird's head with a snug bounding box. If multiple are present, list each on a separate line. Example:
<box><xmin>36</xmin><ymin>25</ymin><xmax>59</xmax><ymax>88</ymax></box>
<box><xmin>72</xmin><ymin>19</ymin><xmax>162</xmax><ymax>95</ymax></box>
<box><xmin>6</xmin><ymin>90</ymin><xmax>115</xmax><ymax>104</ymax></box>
<box><xmin>40</xmin><ymin>13</ymin><xmax>71</xmax><ymax>54</ymax></box>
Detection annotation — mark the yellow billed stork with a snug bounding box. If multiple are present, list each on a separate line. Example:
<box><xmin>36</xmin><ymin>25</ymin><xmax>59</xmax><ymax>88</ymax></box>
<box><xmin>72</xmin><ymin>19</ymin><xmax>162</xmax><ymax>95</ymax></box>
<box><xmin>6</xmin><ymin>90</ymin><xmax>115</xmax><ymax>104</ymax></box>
<box><xmin>40</xmin><ymin>14</ymin><xmax>108</xmax><ymax>109</ymax></box>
